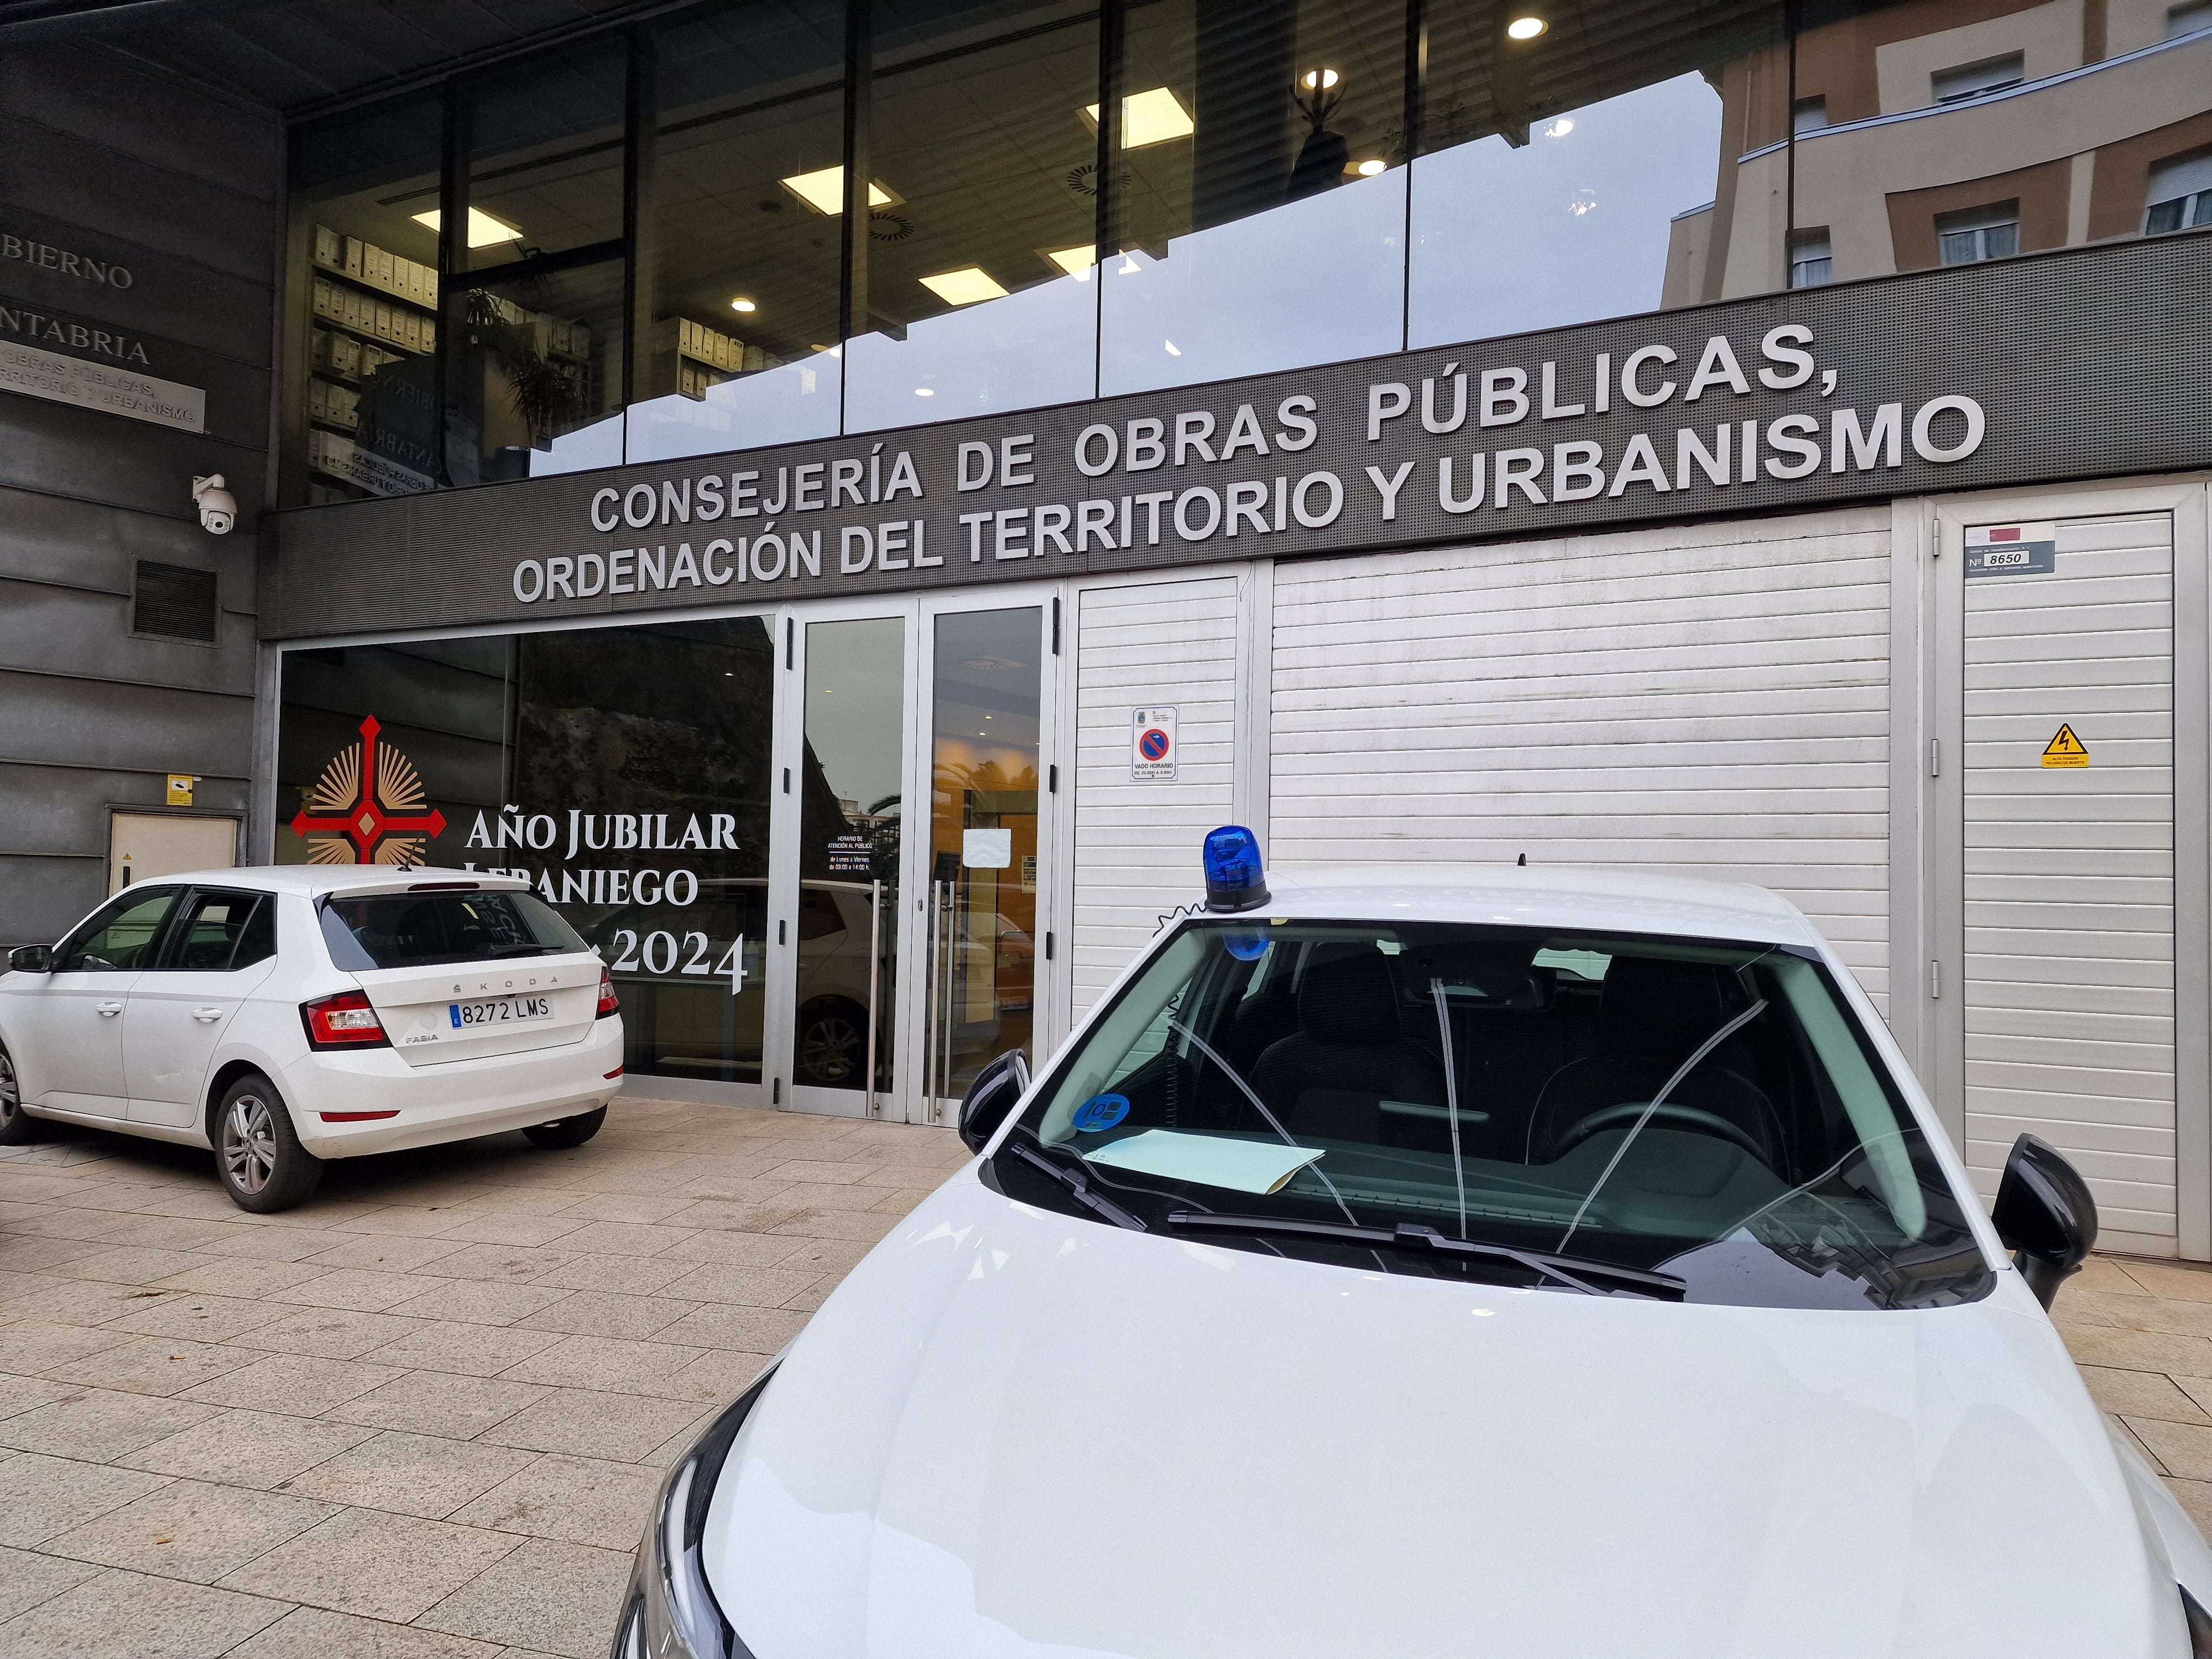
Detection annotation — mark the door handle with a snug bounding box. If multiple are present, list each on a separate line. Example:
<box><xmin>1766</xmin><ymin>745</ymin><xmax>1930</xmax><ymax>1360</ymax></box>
<box><xmin>96</xmin><ymin>1000</ymin><xmax>124</xmax><ymax>1015</ymax></box>
<box><xmin>192</xmin><ymin>1007</ymin><xmax>224</xmax><ymax>1022</ymax></box>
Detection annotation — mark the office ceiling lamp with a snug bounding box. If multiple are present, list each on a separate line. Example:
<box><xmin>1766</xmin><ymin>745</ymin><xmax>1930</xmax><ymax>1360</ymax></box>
<box><xmin>1288</xmin><ymin>66</ymin><xmax>1349</xmax><ymax>200</ymax></box>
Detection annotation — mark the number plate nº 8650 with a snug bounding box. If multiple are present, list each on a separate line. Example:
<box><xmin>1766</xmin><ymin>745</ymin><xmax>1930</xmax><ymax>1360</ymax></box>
<box><xmin>448</xmin><ymin>995</ymin><xmax>552</xmax><ymax>1029</ymax></box>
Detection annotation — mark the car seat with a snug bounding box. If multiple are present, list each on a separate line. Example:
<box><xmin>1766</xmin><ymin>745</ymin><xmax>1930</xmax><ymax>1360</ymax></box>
<box><xmin>1249</xmin><ymin>950</ymin><xmax>1446</xmax><ymax>1142</ymax></box>
<box><xmin>1523</xmin><ymin>956</ymin><xmax>1783</xmax><ymax>1166</ymax></box>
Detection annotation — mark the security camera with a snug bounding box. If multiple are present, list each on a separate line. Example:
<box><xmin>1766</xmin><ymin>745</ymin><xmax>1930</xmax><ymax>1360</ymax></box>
<box><xmin>192</xmin><ymin>474</ymin><xmax>236</xmax><ymax>535</ymax></box>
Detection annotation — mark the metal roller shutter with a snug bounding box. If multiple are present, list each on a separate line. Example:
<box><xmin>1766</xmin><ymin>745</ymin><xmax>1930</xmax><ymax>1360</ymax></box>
<box><xmin>1270</xmin><ymin>508</ymin><xmax>1895</xmax><ymax>1010</ymax></box>
<box><xmin>1961</xmin><ymin>512</ymin><xmax>2176</xmax><ymax>1252</ymax></box>
<box><xmin>1070</xmin><ymin>576</ymin><xmax>1241</xmax><ymax>1018</ymax></box>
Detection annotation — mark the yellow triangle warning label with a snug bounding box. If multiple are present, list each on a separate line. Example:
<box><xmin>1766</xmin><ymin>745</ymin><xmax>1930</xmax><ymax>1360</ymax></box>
<box><xmin>2042</xmin><ymin>724</ymin><xmax>2090</xmax><ymax>768</ymax></box>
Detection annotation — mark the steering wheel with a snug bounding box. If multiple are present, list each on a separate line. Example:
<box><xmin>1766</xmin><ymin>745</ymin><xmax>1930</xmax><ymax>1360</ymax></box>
<box><xmin>1548</xmin><ymin>1102</ymin><xmax>1768</xmax><ymax>1164</ymax></box>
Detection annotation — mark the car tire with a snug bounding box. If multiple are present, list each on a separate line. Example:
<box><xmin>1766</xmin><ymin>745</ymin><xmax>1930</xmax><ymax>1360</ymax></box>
<box><xmin>523</xmin><ymin>1107</ymin><xmax>606</xmax><ymax>1150</ymax></box>
<box><xmin>215</xmin><ymin>1073</ymin><xmax>323</xmax><ymax>1213</ymax></box>
<box><xmin>796</xmin><ymin>1000</ymin><xmax>868</xmax><ymax>1087</ymax></box>
<box><xmin>0</xmin><ymin>1042</ymin><xmax>41</xmax><ymax>1146</ymax></box>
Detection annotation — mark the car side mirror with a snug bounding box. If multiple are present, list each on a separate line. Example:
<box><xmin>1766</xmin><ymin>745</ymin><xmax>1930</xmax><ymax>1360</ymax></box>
<box><xmin>1992</xmin><ymin>1133</ymin><xmax>2098</xmax><ymax>1311</ymax></box>
<box><xmin>8</xmin><ymin>945</ymin><xmax>52</xmax><ymax>973</ymax></box>
<box><xmin>959</xmin><ymin>1048</ymin><xmax>1030</xmax><ymax>1154</ymax></box>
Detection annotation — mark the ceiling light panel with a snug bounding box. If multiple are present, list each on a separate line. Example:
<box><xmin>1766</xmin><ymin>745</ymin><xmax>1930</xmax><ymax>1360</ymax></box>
<box><xmin>780</xmin><ymin>166</ymin><xmax>899</xmax><ymax>215</ymax></box>
<box><xmin>411</xmin><ymin>207</ymin><xmax>524</xmax><ymax>248</ymax></box>
<box><xmin>1082</xmin><ymin>86</ymin><xmax>1196</xmax><ymax>148</ymax></box>
<box><xmin>1042</xmin><ymin>245</ymin><xmax>1097</xmax><ymax>276</ymax></box>
<box><xmin>919</xmin><ymin>267</ymin><xmax>1010</xmax><ymax>306</ymax></box>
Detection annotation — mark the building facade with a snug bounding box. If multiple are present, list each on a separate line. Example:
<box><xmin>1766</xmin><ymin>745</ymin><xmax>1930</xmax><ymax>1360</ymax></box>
<box><xmin>1</xmin><ymin>37</ymin><xmax>279</xmax><ymax>942</ymax></box>
<box><xmin>5</xmin><ymin>0</ymin><xmax>2211</xmax><ymax>1256</ymax></box>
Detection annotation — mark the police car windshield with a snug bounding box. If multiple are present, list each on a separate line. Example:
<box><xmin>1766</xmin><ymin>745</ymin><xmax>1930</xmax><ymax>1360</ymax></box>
<box><xmin>999</xmin><ymin>920</ymin><xmax>1992</xmax><ymax>1311</ymax></box>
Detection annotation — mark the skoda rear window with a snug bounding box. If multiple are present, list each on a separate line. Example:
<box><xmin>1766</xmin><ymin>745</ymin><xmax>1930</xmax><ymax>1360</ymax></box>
<box><xmin>319</xmin><ymin>890</ymin><xmax>588</xmax><ymax>971</ymax></box>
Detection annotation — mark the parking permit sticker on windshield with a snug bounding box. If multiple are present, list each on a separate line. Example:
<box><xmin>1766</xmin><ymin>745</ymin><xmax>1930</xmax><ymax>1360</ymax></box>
<box><xmin>1073</xmin><ymin>1094</ymin><xmax>1131</xmax><ymax>1133</ymax></box>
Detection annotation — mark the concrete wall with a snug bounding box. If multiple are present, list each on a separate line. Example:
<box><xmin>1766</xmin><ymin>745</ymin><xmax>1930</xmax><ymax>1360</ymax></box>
<box><xmin>0</xmin><ymin>44</ymin><xmax>277</xmax><ymax>943</ymax></box>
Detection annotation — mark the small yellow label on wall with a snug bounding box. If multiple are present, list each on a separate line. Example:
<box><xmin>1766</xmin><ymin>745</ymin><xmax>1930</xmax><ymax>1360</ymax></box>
<box><xmin>2041</xmin><ymin>726</ymin><xmax>2089</xmax><ymax>769</ymax></box>
<box><xmin>166</xmin><ymin>774</ymin><xmax>196</xmax><ymax>805</ymax></box>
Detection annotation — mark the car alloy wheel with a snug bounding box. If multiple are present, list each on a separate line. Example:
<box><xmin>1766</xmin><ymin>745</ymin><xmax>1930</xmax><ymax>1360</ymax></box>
<box><xmin>800</xmin><ymin>1011</ymin><xmax>863</xmax><ymax>1085</ymax></box>
<box><xmin>222</xmin><ymin>1092</ymin><xmax>280</xmax><ymax>1196</ymax></box>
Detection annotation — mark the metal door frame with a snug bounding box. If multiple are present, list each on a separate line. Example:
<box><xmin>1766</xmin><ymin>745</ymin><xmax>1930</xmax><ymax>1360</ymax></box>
<box><xmin>910</xmin><ymin>579</ymin><xmax>1067</xmax><ymax>1126</ymax></box>
<box><xmin>770</xmin><ymin>596</ymin><xmax>923</xmax><ymax>1121</ymax></box>
<box><xmin>1913</xmin><ymin>476</ymin><xmax>2211</xmax><ymax>1258</ymax></box>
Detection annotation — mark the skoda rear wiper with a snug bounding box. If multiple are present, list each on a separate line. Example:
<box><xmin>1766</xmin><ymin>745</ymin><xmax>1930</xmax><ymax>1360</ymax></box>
<box><xmin>1009</xmin><ymin>1142</ymin><xmax>1147</xmax><ymax>1232</ymax></box>
<box><xmin>1165</xmin><ymin>1211</ymin><xmax>1684</xmax><ymax>1300</ymax></box>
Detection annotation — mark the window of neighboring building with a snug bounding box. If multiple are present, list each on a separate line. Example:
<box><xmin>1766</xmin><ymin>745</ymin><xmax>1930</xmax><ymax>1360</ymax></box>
<box><xmin>1932</xmin><ymin>53</ymin><xmax>2025</xmax><ymax>105</ymax></box>
<box><xmin>2168</xmin><ymin>3</ymin><xmax>2212</xmax><ymax>40</ymax></box>
<box><xmin>2146</xmin><ymin>151</ymin><xmax>2212</xmax><ymax>233</ymax></box>
<box><xmin>1792</xmin><ymin>96</ymin><xmax>1827</xmax><ymax>134</ymax></box>
<box><xmin>1937</xmin><ymin>200</ymin><xmax>2020</xmax><ymax>264</ymax></box>
<box><xmin>1790</xmin><ymin>231</ymin><xmax>1833</xmax><ymax>286</ymax></box>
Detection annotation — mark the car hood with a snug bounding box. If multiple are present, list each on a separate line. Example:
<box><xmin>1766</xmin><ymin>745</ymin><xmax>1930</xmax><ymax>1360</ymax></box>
<box><xmin>704</xmin><ymin>1171</ymin><xmax>2185</xmax><ymax>1659</ymax></box>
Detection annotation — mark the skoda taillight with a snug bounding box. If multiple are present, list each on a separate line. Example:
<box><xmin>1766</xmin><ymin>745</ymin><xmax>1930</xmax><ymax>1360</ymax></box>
<box><xmin>301</xmin><ymin>989</ymin><xmax>389</xmax><ymax>1050</ymax></box>
<box><xmin>596</xmin><ymin>968</ymin><xmax>620</xmax><ymax>1019</ymax></box>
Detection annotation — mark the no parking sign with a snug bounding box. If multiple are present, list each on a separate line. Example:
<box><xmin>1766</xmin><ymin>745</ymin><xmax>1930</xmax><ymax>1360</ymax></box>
<box><xmin>1130</xmin><ymin>707</ymin><xmax>1178</xmax><ymax>781</ymax></box>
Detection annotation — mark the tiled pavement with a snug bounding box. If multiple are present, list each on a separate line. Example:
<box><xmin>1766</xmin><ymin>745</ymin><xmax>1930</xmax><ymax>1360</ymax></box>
<box><xmin>9</xmin><ymin>1113</ymin><xmax>2212</xmax><ymax>1659</ymax></box>
<box><xmin>0</xmin><ymin>1096</ymin><xmax>969</xmax><ymax>1659</ymax></box>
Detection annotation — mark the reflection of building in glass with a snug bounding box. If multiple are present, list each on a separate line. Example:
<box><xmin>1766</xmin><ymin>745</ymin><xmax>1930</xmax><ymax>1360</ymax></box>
<box><xmin>1668</xmin><ymin>1</ymin><xmax>2212</xmax><ymax>304</ymax></box>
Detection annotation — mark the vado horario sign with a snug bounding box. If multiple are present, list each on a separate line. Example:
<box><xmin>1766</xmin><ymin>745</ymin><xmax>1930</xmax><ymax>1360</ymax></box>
<box><xmin>268</xmin><ymin>234</ymin><xmax>2212</xmax><ymax>638</ymax></box>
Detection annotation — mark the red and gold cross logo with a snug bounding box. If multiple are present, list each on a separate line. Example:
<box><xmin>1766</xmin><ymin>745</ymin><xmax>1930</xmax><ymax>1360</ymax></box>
<box><xmin>291</xmin><ymin>714</ymin><xmax>448</xmax><ymax>865</ymax></box>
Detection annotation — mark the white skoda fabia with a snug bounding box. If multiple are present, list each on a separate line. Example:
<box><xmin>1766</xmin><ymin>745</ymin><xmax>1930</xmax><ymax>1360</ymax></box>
<box><xmin>619</xmin><ymin>834</ymin><xmax>2212</xmax><ymax>1659</ymax></box>
<box><xmin>0</xmin><ymin>868</ymin><xmax>623</xmax><ymax>1210</ymax></box>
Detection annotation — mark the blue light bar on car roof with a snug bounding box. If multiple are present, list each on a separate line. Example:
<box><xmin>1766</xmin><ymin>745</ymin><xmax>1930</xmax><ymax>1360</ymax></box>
<box><xmin>1202</xmin><ymin>825</ymin><xmax>1270</xmax><ymax>914</ymax></box>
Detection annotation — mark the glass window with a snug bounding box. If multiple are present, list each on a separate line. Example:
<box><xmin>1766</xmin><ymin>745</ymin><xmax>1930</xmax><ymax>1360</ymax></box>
<box><xmin>289</xmin><ymin>93</ymin><xmax>446</xmax><ymax>505</ymax></box>
<box><xmin>995</xmin><ymin>921</ymin><xmax>1992</xmax><ymax>1311</ymax></box>
<box><xmin>630</xmin><ymin>0</ymin><xmax>848</xmax><ymax>461</ymax></box>
<box><xmin>843</xmin><ymin>0</ymin><xmax>1102</xmax><ymax>427</ymax></box>
<box><xmin>319</xmin><ymin>890</ymin><xmax>587</xmax><ymax>971</ymax></box>
<box><xmin>1931</xmin><ymin>53</ymin><xmax>2024</xmax><ymax>106</ymax></box>
<box><xmin>1790</xmin><ymin>231</ymin><xmax>1833</xmax><ymax>288</ymax></box>
<box><xmin>465</xmin><ymin>47</ymin><xmax>627</xmax><ymax>270</ymax></box>
<box><xmin>1411</xmin><ymin>3</ymin><xmax>1775</xmax><ymax>348</ymax></box>
<box><xmin>58</xmin><ymin>888</ymin><xmax>182</xmax><ymax>972</ymax></box>
<box><xmin>1099</xmin><ymin>0</ymin><xmax>1406</xmax><ymax>395</ymax></box>
<box><xmin>278</xmin><ymin>638</ymin><xmax>511</xmax><ymax>874</ymax></box>
<box><xmin>928</xmin><ymin>608</ymin><xmax>1042</xmax><ymax>1100</ymax></box>
<box><xmin>279</xmin><ymin>618</ymin><xmax>776</xmax><ymax>1087</ymax></box>
<box><xmin>1936</xmin><ymin>201</ymin><xmax>2020</xmax><ymax>265</ymax></box>
<box><xmin>2145</xmin><ymin>150</ymin><xmax>2212</xmax><ymax>233</ymax></box>
<box><xmin>793</xmin><ymin>618</ymin><xmax>905</xmax><ymax>1093</ymax></box>
<box><xmin>452</xmin><ymin>260</ymin><xmax>628</xmax><ymax>484</ymax></box>
<box><xmin>163</xmin><ymin>891</ymin><xmax>273</xmax><ymax>973</ymax></box>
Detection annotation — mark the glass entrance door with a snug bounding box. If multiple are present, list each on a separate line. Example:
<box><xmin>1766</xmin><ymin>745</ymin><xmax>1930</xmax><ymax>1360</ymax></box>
<box><xmin>785</xmin><ymin>614</ymin><xmax>908</xmax><ymax>1119</ymax></box>
<box><xmin>921</xmin><ymin>604</ymin><xmax>1046</xmax><ymax>1120</ymax></box>
<box><xmin>770</xmin><ymin>588</ymin><xmax>1056</xmax><ymax>1125</ymax></box>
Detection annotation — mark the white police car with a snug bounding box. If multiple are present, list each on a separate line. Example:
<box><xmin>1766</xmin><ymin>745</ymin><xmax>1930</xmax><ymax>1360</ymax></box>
<box><xmin>618</xmin><ymin>830</ymin><xmax>2212</xmax><ymax>1659</ymax></box>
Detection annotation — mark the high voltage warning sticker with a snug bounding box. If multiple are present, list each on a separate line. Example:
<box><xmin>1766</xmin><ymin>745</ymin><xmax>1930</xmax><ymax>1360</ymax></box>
<box><xmin>2042</xmin><ymin>724</ymin><xmax>2090</xmax><ymax>768</ymax></box>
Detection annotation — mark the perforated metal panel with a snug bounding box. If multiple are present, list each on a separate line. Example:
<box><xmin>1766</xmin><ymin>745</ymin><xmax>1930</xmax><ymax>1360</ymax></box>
<box><xmin>1961</xmin><ymin>513</ymin><xmax>2176</xmax><ymax>1250</ymax></box>
<box><xmin>1270</xmin><ymin>508</ymin><xmax>1896</xmax><ymax>1008</ymax></box>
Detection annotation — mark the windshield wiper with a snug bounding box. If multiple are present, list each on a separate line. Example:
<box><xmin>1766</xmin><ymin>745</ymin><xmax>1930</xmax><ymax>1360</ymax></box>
<box><xmin>1009</xmin><ymin>1142</ymin><xmax>1147</xmax><ymax>1232</ymax></box>
<box><xmin>1165</xmin><ymin>1211</ymin><xmax>1685</xmax><ymax>1299</ymax></box>
<box><xmin>1555</xmin><ymin>995</ymin><xmax>1769</xmax><ymax>1254</ymax></box>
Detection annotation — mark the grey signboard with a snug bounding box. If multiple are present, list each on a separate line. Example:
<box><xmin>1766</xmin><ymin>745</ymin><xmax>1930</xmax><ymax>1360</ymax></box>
<box><xmin>267</xmin><ymin>233</ymin><xmax>2212</xmax><ymax>641</ymax></box>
